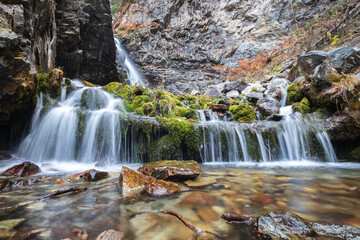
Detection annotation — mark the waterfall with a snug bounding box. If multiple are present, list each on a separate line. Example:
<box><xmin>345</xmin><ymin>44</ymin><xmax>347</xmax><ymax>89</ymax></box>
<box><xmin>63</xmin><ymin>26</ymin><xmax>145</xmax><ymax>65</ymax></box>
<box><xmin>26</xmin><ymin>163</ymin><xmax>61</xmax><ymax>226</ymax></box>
<box><xmin>17</xmin><ymin>81</ymin><xmax>138</xmax><ymax>165</ymax></box>
<box><xmin>196</xmin><ymin>106</ymin><xmax>338</xmax><ymax>163</ymax></box>
<box><xmin>114</xmin><ymin>37</ymin><xmax>145</xmax><ymax>86</ymax></box>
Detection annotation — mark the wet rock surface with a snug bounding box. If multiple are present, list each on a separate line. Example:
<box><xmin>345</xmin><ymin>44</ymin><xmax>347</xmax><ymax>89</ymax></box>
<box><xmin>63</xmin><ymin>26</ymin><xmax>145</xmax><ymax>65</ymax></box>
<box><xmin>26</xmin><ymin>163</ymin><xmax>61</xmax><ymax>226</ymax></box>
<box><xmin>120</xmin><ymin>166</ymin><xmax>180</xmax><ymax>196</ymax></box>
<box><xmin>138</xmin><ymin>160</ymin><xmax>201</xmax><ymax>181</ymax></box>
<box><xmin>68</xmin><ymin>169</ymin><xmax>109</xmax><ymax>182</ymax></box>
<box><xmin>2</xmin><ymin>162</ymin><xmax>40</xmax><ymax>177</ymax></box>
<box><xmin>96</xmin><ymin>229</ymin><xmax>124</xmax><ymax>240</ymax></box>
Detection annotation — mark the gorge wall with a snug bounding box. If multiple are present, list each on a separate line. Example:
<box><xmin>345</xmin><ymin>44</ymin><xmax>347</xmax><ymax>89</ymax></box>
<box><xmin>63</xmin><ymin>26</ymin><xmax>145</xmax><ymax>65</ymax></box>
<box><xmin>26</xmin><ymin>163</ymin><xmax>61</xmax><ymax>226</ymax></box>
<box><xmin>113</xmin><ymin>0</ymin><xmax>341</xmax><ymax>94</ymax></box>
<box><xmin>0</xmin><ymin>0</ymin><xmax>118</xmax><ymax>150</ymax></box>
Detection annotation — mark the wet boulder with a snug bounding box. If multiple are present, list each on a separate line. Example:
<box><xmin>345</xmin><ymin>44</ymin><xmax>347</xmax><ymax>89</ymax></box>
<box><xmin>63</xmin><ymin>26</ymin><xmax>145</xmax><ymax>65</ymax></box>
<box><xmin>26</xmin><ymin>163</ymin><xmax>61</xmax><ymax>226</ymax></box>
<box><xmin>68</xmin><ymin>169</ymin><xmax>109</xmax><ymax>182</ymax></box>
<box><xmin>247</xmin><ymin>92</ymin><xmax>264</xmax><ymax>103</ymax></box>
<box><xmin>253</xmin><ymin>211</ymin><xmax>316</xmax><ymax>239</ymax></box>
<box><xmin>218</xmin><ymin>97</ymin><xmax>230</xmax><ymax>106</ymax></box>
<box><xmin>0</xmin><ymin>151</ymin><xmax>11</xmax><ymax>160</ymax></box>
<box><xmin>313</xmin><ymin>61</ymin><xmax>337</xmax><ymax>89</ymax></box>
<box><xmin>2</xmin><ymin>162</ymin><xmax>40</xmax><ymax>176</ymax></box>
<box><xmin>96</xmin><ymin>229</ymin><xmax>124</xmax><ymax>240</ymax></box>
<box><xmin>119</xmin><ymin>166</ymin><xmax>180</xmax><ymax>196</ymax></box>
<box><xmin>138</xmin><ymin>160</ymin><xmax>201</xmax><ymax>181</ymax></box>
<box><xmin>83</xmin><ymin>169</ymin><xmax>109</xmax><ymax>182</ymax></box>
<box><xmin>266</xmin><ymin>114</ymin><xmax>284</xmax><ymax>122</ymax></box>
<box><xmin>226</xmin><ymin>90</ymin><xmax>240</xmax><ymax>98</ymax></box>
<box><xmin>328</xmin><ymin>47</ymin><xmax>360</xmax><ymax>73</ymax></box>
<box><xmin>256</xmin><ymin>98</ymin><xmax>280</xmax><ymax>117</ymax></box>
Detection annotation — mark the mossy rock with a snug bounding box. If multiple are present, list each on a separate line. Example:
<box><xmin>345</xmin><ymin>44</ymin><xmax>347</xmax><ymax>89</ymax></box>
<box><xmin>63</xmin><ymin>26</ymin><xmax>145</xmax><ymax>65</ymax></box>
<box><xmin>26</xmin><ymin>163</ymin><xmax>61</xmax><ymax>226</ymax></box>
<box><xmin>293</xmin><ymin>97</ymin><xmax>311</xmax><ymax>114</ymax></box>
<box><xmin>37</xmin><ymin>68</ymin><xmax>63</xmax><ymax>98</ymax></box>
<box><xmin>286</xmin><ymin>82</ymin><xmax>302</xmax><ymax>105</ymax></box>
<box><xmin>350</xmin><ymin>147</ymin><xmax>360</xmax><ymax>161</ymax></box>
<box><xmin>229</xmin><ymin>104</ymin><xmax>256</xmax><ymax>123</ymax></box>
<box><xmin>174</xmin><ymin>107</ymin><xmax>197</xmax><ymax>119</ymax></box>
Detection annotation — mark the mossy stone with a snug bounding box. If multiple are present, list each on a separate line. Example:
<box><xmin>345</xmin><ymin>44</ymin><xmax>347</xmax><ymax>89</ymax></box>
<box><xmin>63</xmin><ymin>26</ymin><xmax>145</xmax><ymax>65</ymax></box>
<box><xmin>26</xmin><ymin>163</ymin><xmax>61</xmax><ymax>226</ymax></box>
<box><xmin>229</xmin><ymin>104</ymin><xmax>256</xmax><ymax>123</ymax></box>
<box><xmin>287</xmin><ymin>82</ymin><xmax>302</xmax><ymax>105</ymax></box>
<box><xmin>293</xmin><ymin>97</ymin><xmax>311</xmax><ymax>114</ymax></box>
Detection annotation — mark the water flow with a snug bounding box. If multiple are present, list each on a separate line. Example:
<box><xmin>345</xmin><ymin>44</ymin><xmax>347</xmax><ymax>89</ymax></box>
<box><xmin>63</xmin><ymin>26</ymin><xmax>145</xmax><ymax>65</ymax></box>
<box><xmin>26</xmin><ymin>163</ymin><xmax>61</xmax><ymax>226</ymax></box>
<box><xmin>17</xmin><ymin>82</ymin><xmax>138</xmax><ymax>165</ymax></box>
<box><xmin>114</xmin><ymin>37</ymin><xmax>145</xmax><ymax>86</ymax></box>
<box><xmin>197</xmin><ymin>105</ymin><xmax>338</xmax><ymax>163</ymax></box>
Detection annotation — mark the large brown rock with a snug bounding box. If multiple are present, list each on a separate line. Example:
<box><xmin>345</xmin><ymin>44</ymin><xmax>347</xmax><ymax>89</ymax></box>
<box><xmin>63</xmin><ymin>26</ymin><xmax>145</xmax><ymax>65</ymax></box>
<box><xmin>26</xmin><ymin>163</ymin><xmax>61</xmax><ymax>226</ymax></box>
<box><xmin>68</xmin><ymin>169</ymin><xmax>109</xmax><ymax>182</ymax></box>
<box><xmin>138</xmin><ymin>160</ymin><xmax>201</xmax><ymax>181</ymax></box>
<box><xmin>119</xmin><ymin>166</ymin><xmax>180</xmax><ymax>196</ymax></box>
<box><xmin>210</xmin><ymin>104</ymin><xmax>229</xmax><ymax>113</ymax></box>
<box><xmin>2</xmin><ymin>161</ymin><xmax>40</xmax><ymax>176</ymax></box>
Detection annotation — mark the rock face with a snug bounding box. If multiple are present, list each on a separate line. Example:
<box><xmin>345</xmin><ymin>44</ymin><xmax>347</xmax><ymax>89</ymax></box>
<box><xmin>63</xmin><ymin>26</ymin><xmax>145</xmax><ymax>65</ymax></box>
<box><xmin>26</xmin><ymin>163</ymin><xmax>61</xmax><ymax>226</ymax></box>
<box><xmin>119</xmin><ymin>166</ymin><xmax>180</xmax><ymax>196</ymax></box>
<box><xmin>2</xmin><ymin>162</ymin><xmax>40</xmax><ymax>177</ymax></box>
<box><xmin>0</xmin><ymin>0</ymin><xmax>118</xmax><ymax>149</ymax></box>
<box><xmin>138</xmin><ymin>160</ymin><xmax>201</xmax><ymax>181</ymax></box>
<box><xmin>113</xmin><ymin>0</ymin><xmax>339</xmax><ymax>93</ymax></box>
<box><xmin>55</xmin><ymin>0</ymin><xmax>118</xmax><ymax>85</ymax></box>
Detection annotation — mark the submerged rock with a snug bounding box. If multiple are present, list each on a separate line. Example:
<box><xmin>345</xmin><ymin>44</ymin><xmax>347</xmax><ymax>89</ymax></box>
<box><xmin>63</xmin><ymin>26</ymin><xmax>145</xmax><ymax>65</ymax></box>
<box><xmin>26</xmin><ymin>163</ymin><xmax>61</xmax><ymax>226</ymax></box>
<box><xmin>68</xmin><ymin>169</ymin><xmax>109</xmax><ymax>182</ymax></box>
<box><xmin>2</xmin><ymin>162</ymin><xmax>40</xmax><ymax>176</ymax></box>
<box><xmin>120</xmin><ymin>166</ymin><xmax>180</xmax><ymax>196</ymax></box>
<box><xmin>138</xmin><ymin>160</ymin><xmax>201</xmax><ymax>181</ymax></box>
<box><xmin>96</xmin><ymin>229</ymin><xmax>124</xmax><ymax>240</ymax></box>
<box><xmin>184</xmin><ymin>177</ymin><xmax>216</xmax><ymax>187</ymax></box>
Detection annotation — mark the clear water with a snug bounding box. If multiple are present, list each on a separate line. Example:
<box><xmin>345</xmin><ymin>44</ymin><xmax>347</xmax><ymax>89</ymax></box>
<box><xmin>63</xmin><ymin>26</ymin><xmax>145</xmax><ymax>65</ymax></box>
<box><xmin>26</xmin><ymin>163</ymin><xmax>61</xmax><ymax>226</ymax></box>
<box><xmin>0</xmin><ymin>164</ymin><xmax>359</xmax><ymax>239</ymax></box>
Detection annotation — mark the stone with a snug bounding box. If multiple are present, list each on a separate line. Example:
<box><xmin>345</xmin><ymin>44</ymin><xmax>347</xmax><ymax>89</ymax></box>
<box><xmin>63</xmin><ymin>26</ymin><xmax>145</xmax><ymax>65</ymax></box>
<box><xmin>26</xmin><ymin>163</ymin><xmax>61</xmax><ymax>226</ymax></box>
<box><xmin>96</xmin><ymin>229</ymin><xmax>124</xmax><ymax>240</ymax></box>
<box><xmin>218</xmin><ymin>97</ymin><xmax>230</xmax><ymax>105</ymax></box>
<box><xmin>2</xmin><ymin>162</ymin><xmax>40</xmax><ymax>176</ymax></box>
<box><xmin>184</xmin><ymin>177</ymin><xmax>217</xmax><ymax>187</ymax></box>
<box><xmin>67</xmin><ymin>169</ymin><xmax>108</xmax><ymax>181</ymax></box>
<box><xmin>256</xmin><ymin>98</ymin><xmax>280</xmax><ymax>117</ymax></box>
<box><xmin>0</xmin><ymin>151</ymin><xmax>11</xmax><ymax>160</ymax></box>
<box><xmin>196</xmin><ymin>208</ymin><xmax>218</xmax><ymax>222</ymax></box>
<box><xmin>313</xmin><ymin>61</ymin><xmax>337</xmax><ymax>89</ymax></box>
<box><xmin>119</xmin><ymin>166</ymin><xmax>180</xmax><ymax>196</ymax></box>
<box><xmin>138</xmin><ymin>160</ymin><xmax>201</xmax><ymax>181</ymax></box>
<box><xmin>226</xmin><ymin>90</ymin><xmax>240</xmax><ymax>98</ymax></box>
<box><xmin>210</xmin><ymin>104</ymin><xmax>229</xmax><ymax>113</ymax></box>
<box><xmin>289</xmin><ymin>50</ymin><xmax>328</xmax><ymax>81</ymax></box>
<box><xmin>83</xmin><ymin>170</ymin><xmax>109</xmax><ymax>182</ymax></box>
<box><xmin>328</xmin><ymin>47</ymin><xmax>360</xmax><ymax>73</ymax></box>
<box><xmin>247</xmin><ymin>92</ymin><xmax>264</xmax><ymax>102</ymax></box>
<box><xmin>266</xmin><ymin>114</ymin><xmax>284</xmax><ymax>122</ymax></box>
<box><xmin>204</xmin><ymin>89</ymin><xmax>221</xmax><ymax>99</ymax></box>
<box><xmin>177</xmin><ymin>191</ymin><xmax>217</xmax><ymax>209</ymax></box>
<box><xmin>223</xmin><ymin>81</ymin><xmax>249</xmax><ymax>93</ymax></box>
<box><xmin>54</xmin><ymin>178</ymin><xmax>66</xmax><ymax>185</ymax></box>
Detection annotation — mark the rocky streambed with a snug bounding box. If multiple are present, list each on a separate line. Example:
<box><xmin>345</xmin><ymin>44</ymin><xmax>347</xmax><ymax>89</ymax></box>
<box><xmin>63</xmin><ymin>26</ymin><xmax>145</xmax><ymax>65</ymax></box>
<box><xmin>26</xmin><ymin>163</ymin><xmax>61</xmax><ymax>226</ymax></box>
<box><xmin>0</xmin><ymin>160</ymin><xmax>360</xmax><ymax>239</ymax></box>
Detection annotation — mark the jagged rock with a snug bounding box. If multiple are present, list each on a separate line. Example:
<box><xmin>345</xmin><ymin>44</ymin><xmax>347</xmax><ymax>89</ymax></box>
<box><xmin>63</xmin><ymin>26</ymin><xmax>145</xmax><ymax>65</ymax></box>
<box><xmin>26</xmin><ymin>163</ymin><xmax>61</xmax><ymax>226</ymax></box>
<box><xmin>256</xmin><ymin>98</ymin><xmax>280</xmax><ymax>117</ymax></box>
<box><xmin>328</xmin><ymin>47</ymin><xmax>360</xmax><ymax>73</ymax></box>
<box><xmin>204</xmin><ymin>89</ymin><xmax>221</xmax><ymax>99</ymax></box>
<box><xmin>289</xmin><ymin>51</ymin><xmax>328</xmax><ymax>81</ymax></box>
<box><xmin>325</xmin><ymin>110</ymin><xmax>360</xmax><ymax>141</ymax></box>
<box><xmin>313</xmin><ymin>61</ymin><xmax>337</xmax><ymax>89</ymax></box>
<box><xmin>138</xmin><ymin>160</ymin><xmax>200</xmax><ymax>181</ymax></box>
<box><xmin>226</xmin><ymin>90</ymin><xmax>240</xmax><ymax>98</ymax></box>
<box><xmin>119</xmin><ymin>166</ymin><xmax>180</xmax><ymax>196</ymax></box>
<box><xmin>210</xmin><ymin>104</ymin><xmax>229</xmax><ymax>113</ymax></box>
<box><xmin>96</xmin><ymin>229</ymin><xmax>124</xmax><ymax>240</ymax></box>
<box><xmin>2</xmin><ymin>162</ymin><xmax>40</xmax><ymax>177</ymax></box>
<box><xmin>218</xmin><ymin>97</ymin><xmax>230</xmax><ymax>106</ymax></box>
<box><xmin>223</xmin><ymin>81</ymin><xmax>249</xmax><ymax>94</ymax></box>
<box><xmin>247</xmin><ymin>92</ymin><xmax>264</xmax><ymax>103</ymax></box>
<box><xmin>264</xmin><ymin>78</ymin><xmax>289</xmax><ymax>100</ymax></box>
<box><xmin>114</xmin><ymin>0</ymin><xmax>334</xmax><ymax>91</ymax></box>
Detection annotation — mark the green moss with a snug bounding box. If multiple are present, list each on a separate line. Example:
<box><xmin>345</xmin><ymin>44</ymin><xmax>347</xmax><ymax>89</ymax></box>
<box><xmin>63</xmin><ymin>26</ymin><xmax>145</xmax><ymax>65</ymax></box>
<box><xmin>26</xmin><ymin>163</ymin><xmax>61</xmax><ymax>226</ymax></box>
<box><xmin>287</xmin><ymin>82</ymin><xmax>302</xmax><ymax>104</ymax></box>
<box><xmin>350</xmin><ymin>147</ymin><xmax>360</xmax><ymax>161</ymax></box>
<box><xmin>149</xmin><ymin>135</ymin><xmax>182</xmax><ymax>160</ymax></box>
<box><xmin>143</xmin><ymin>102</ymin><xmax>154</xmax><ymax>116</ymax></box>
<box><xmin>293</xmin><ymin>97</ymin><xmax>311</xmax><ymax>114</ymax></box>
<box><xmin>174</xmin><ymin>107</ymin><xmax>197</xmax><ymax>119</ymax></box>
<box><xmin>65</xmin><ymin>78</ymin><xmax>71</xmax><ymax>86</ymax></box>
<box><xmin>229</xmin><ymin>104</ymin><xmax>256</xmax><ymax>123</ymax></box>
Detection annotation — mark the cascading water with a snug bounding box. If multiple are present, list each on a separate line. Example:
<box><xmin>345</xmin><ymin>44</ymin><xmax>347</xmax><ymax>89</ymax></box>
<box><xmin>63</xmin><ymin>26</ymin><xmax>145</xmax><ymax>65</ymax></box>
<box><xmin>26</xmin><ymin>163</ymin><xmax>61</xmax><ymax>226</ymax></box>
<box><xmin>114</xmin><ymin>37</ymin><xmax>145</xmax><ymax>86</ymax></box>
<box><xmin>17</xmin><ymin>81</ymin><xmax>138</xmax><ymax>165</ymax></box>
<box><xmin>197</xmin><ymin>105</ymin><xmax>338</xmax><ymax>163</ymax></box>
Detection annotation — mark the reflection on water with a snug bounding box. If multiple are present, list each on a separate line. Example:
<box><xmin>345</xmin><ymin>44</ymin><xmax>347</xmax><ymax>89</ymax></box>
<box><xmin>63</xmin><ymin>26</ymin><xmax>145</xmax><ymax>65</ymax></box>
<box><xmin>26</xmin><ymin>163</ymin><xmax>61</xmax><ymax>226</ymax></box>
<box><xmin>0</xmin><ymin>165</ymin><xmax>359</xmax><ymax>239</ymax></box>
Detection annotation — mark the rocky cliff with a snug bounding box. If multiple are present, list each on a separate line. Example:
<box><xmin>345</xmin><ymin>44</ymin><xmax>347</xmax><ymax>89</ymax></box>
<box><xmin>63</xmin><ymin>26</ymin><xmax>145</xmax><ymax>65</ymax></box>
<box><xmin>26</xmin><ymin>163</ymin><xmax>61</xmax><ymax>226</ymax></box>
<box><xmin>113</xmin><ymin>0</ymin><xmax>340</xmax><ymax>93</ymax></box>
<box><xmin>0</xmin><ymin>0</ymin><xmax>118</xmax><ymax>150</ymax></box>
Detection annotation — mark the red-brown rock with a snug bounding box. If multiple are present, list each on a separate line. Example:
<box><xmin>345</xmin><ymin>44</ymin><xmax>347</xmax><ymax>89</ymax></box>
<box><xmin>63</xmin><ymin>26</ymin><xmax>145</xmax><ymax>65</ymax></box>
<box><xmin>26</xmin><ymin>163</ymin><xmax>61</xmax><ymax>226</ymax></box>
<box><xmin>119</xmin><ymin>166</ymin><xmax>180</xmax><ymax>196</ymax></box>
<box><xmin>68</xmin><ymin>169</ymin><xmax>109</xmax><ymax>182</ymax></box>
<box><xmin>138</xmin><ymin>160</ymin><xmax>200</xmax><ymax>181</ymax></box>
<box><xmin>210</xmin><ymin>104</ymin><xmax>229</xmax><ymax>112</ymax></box>
<box><xmin>2</xmin><ymin>162</ymin><xmax>40</xmax><ymax>176</ymax></box>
